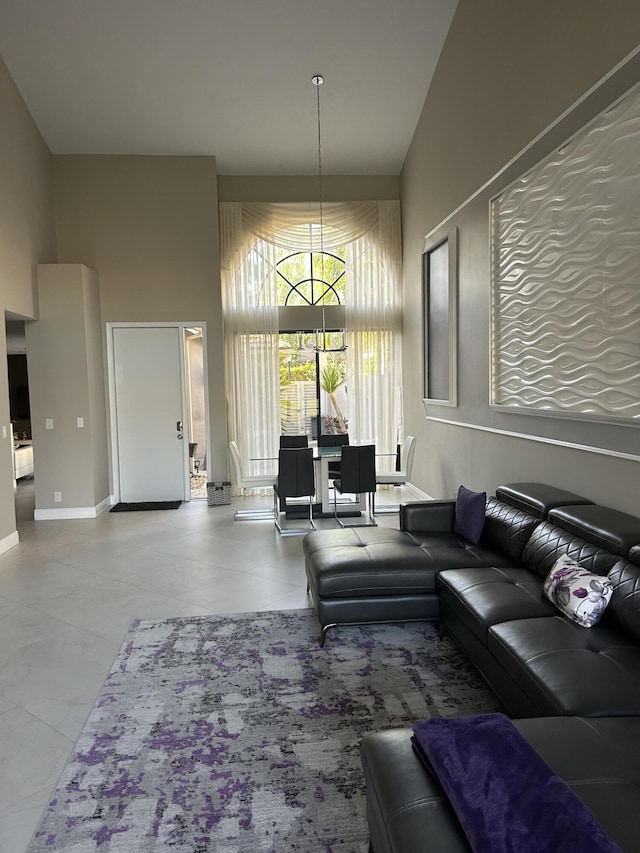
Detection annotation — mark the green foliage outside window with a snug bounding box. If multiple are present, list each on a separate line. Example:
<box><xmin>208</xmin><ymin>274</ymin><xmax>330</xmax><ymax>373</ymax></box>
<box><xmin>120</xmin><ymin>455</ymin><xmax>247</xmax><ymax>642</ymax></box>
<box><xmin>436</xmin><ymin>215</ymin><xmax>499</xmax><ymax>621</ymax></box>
<box><xmin>276</xmin><ymin>249</ymin><xmax>346</xmax><ymax>306</ymax></box>
<box><xmin>320</xmin><ymin>358</ymin><xmax>347</xmax><ymax>433</ymax></box>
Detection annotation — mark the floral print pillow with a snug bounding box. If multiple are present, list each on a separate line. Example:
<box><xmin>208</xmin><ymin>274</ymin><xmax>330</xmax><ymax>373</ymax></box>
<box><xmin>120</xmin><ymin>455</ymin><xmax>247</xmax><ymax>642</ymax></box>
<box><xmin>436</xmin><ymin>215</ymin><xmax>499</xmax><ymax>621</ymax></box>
<box><xmin>543</xmin><ymin>555</ymin><xmax>613</xmax><ymax>628</ymax></box>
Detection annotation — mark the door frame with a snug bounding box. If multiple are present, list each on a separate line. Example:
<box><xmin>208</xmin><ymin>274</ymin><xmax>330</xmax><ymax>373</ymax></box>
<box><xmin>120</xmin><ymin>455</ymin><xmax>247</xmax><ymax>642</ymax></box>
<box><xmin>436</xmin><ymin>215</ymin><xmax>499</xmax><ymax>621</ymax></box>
<box><xmin>106</xmin><ymin>321</ymin><xmax>211</xmax><ymax>504</ymax></box>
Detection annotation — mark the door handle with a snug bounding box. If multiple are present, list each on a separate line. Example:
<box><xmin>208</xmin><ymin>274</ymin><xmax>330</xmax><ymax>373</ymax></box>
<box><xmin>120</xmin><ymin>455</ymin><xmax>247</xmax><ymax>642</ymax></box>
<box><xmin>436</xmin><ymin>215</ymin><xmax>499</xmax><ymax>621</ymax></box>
<box><xmin>177</xmin><ymin>421</ymin><xmax>183</xmax><ymax>431</ymax></box>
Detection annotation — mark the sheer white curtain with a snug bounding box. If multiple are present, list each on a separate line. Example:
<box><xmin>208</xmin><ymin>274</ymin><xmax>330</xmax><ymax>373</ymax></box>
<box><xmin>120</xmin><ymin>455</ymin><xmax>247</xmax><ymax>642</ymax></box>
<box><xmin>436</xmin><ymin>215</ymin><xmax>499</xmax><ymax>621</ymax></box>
<box><xmin>220</xmin><ymin>204</ymin><xmax>280</xmax><ymax>481</ymax></box>
<box><xmin>346</xmin><ymin>201</ymin><xmax>403</xmax><ymax>467</ymax></box>
<box><xmin>220</xmin><ymin>200</ymin><xmax>403</xmax><ymax>479</ymax></box>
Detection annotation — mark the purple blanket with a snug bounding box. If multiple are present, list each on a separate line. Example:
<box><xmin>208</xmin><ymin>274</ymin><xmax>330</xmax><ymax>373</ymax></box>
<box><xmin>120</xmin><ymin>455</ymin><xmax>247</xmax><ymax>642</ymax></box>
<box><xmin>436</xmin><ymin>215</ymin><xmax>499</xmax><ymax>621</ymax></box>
<box><xmin>412</xmin><ymin>713</ymin><xmax>621</xmax><ymax>853</ymax></box>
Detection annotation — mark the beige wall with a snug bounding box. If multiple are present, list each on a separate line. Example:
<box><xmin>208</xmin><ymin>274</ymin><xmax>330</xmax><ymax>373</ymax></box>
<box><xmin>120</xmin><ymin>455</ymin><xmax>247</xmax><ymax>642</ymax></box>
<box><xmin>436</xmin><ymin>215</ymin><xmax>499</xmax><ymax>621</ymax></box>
<box><xmin>401</xmin><ymin>0</ymin><xmax>640</xmax><ymax>511</ymax></box>
<box><xmin>83</xmin><ymin>266</ymin><xmax>111</xmax><ymax>504</ymax></box>
<box><xmin>0</xmin><ymin>327</ymin><xmax>14</xmax><ymax>551</ymax></box>
<box><xmin>53</xmin><ymin>154</ymin><xmax>228</xmax><ymax>482</ymax></box>
<box><xmin>218</xmin><ymin>175</ymin><xmax>400</xmax><ymax>202</ymax></box>
<box><xmin>0</xmin><ymin>56</ymin><xmax>56</xmax><ymax>549</ymax></box>
<box><xmin>26</xmin><ymin>265</ymin><xmax>109</xmax><ymax>514</ymax></box>
<box><xmin>0</xmin><ymin>57</ymin><xmax>56</xmax><ymax>317</ymax></box>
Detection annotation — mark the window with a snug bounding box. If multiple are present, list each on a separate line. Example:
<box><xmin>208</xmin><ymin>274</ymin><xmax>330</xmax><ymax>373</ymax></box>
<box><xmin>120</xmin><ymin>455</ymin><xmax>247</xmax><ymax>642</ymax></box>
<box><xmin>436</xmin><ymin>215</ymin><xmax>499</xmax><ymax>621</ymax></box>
<box><xmin>279</xmin><ymin>334</ymin><xmax>348</xmax><ymax>438</ymax></box>
<box><xmin>220</xmin><ymin>201</ymin><xmax>402</xmax><ymax>479</ymax></box>
<box><xmin>276</xmin><ymin>250</ymin><xmax>345</xmax><ymax>306</ymax></box>
<box><xmin>277</xmin><ymin>249</ymin><xmax>348</xmax><ymax>438</ymax></box>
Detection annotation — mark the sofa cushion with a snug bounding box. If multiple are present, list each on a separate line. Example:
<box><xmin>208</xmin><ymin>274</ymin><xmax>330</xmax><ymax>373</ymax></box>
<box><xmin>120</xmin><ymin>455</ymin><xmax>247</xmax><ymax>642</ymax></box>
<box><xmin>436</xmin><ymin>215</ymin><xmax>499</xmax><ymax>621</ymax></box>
<box><xmin>408</xmin><ymin>534</ymin><xmax>514</xmax><ymax>571</ymax></box>
<box><xmin>453</xmin><ymin>485</ymin><xmax>486</xmax><ymax>544</ymax></box>
<box><xmin>606</xmin><ymin>557</ymin><xmax>640</xmax><ymax>643</ymax></box>
<box><xmin>522</xmin><ymin>519</ymin><xmax>620</xmax><ymax>579</ymax></box>
<box><xmin>488</xmin><ymin>616</ymin><xmax>640</xmax><ymax>716</ymax></box>
<box><xmin>548</xmin><ymin>504</ymin><xmax>640</xmax><ymax>557</ymax></box>
<box><xmin>543</xmin><ymin>556</ymin><xmax>613</xmax><ymax>628</ymax></box>
<box><xmin>304</xmin><ymin>527</ymin><xmax>514</xmax><ymax>600</ymax></box>
<box><xmin>303</xmin><ymin>526</ymin><xmax>412</xmax><ymax>560</ymax></box>
<box><xmin>437</xmin><ymin>567</ymin><xmax>556</xmax><ymax>645</ymax></box>
<box><xmin>481</xmin><ymin>497</ymin><xmax>539</xmax><ymax>563</ymax></box>
<box><xmin>303</xmin><ymin>528</ymin><xmax>433</xmax><ymax>598</ymax></box>
<box><xmin>496</xmin><ymin>483</ymin><xmax>593</xmax><ymax>519</ymax></box>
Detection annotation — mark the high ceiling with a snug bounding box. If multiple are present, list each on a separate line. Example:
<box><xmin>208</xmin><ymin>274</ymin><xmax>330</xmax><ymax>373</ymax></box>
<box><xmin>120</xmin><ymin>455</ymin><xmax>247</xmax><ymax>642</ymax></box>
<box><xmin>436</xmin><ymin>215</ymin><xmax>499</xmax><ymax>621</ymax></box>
<box><xmin>0</xmin><ymin>0</ymin><xmax>457</xmax><ymax>175</ymax></box>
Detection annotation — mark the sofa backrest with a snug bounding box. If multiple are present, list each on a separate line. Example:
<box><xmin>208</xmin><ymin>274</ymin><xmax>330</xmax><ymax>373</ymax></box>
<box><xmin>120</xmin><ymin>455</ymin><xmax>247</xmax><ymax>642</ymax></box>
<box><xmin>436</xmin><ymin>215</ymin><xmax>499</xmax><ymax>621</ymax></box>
<box><xmin>522</xmin><ymin>503</ymin><xmax>640</xmax><ymax>579</ymax></box>
<box><xmin>495</xmin><ymin>482</ymin><xmax>593</xmax><ymax>519</ymax></box>
<box><xmin>483</xmin><ymin>482</ymin><xmax>594</xmax><ymax>565</ymax></box>
<box><xmin>481</xmin><ymin>498</ymin><xmax>539</xmax><ymax>564</ymax></box>
<box><xmin>549</xmin><ymin>505</ymin><xmax>640</xmax><ymax>556</ymax></box>
<box><xmin>605</xmin><ymin>557</ymin><xmax>640</xmax><ymax>643</ymax></box>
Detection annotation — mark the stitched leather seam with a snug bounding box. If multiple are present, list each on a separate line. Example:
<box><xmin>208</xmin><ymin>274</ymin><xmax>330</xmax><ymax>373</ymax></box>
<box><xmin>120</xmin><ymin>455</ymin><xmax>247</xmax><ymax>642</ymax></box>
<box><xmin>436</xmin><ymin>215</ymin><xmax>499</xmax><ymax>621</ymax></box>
<box><xmin>490</xmin><ymin>631</ymin><xmax>564</xmax><ymax>713</ymax></box>
<box><xmin>387</xmin><ymin>795</ymin><xmax>448</xmax><ymax>820</ymax></box>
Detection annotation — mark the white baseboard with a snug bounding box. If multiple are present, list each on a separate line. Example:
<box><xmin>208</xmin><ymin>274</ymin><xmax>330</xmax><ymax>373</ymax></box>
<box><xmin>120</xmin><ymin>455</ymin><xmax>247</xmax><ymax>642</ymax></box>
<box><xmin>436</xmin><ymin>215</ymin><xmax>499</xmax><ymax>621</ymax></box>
<box><xmin>376</xmin><ymin>482</ymin><xmax>433</xmax><ymax>513</ymax></box>
<box><xmin>97</xmin><ymin>496</ymin><xmax>113</xmax><ymax>515</ymax></box>
<box><xmin>404</xmin><ymin>483</ymin><xmax>433</xmax><ymax>500</ymax></box>
<box><xmin>0</xmin><ymin>530</ymin><xmax>20</xmax><ymax>555</ymax></box>
<box><xmin>34</xmin><ymin>496</ymin><xmax>112</xmax><ymax>521</ymax></box>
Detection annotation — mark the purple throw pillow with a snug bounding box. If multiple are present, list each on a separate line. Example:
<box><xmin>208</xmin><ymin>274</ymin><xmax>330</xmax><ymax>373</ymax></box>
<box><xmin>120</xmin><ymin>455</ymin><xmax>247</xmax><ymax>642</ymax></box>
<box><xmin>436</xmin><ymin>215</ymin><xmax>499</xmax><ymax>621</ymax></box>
<box><xmin>453</xmin><ymin>485</ymin><xmax>486</xmax><ymax>544</ymax></box>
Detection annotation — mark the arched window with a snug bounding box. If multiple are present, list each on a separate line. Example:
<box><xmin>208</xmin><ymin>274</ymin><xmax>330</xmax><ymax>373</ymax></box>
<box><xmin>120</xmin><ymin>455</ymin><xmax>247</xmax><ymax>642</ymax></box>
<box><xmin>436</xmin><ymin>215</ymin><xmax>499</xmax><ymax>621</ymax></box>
<box><xmin>276</xmin><ymin>250</ymin><xmax>345</xmax><ymax>306</ymax></box>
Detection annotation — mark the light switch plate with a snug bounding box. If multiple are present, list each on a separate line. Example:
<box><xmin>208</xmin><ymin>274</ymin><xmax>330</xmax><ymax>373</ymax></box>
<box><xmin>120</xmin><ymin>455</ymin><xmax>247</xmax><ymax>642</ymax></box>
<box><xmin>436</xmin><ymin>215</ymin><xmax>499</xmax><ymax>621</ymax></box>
<box><xmin>46</xmin><ymin>418</ymin><xmax>53</xmax><ymax>430</ymax></box>
<box><xmin>77</xmin><ymin>417</ymin><xmax>84</xmax><ymax>428</ymax></box>
<box><xmin>2</xmin><ymin>426</ymin><xmax>6</xmax><ymax>439</ymax></box>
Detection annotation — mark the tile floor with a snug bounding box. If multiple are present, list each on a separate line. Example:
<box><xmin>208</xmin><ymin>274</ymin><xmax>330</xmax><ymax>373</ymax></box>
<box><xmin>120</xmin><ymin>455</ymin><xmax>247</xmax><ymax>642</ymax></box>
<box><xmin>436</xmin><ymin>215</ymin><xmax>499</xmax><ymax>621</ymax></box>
<box><xmin>0</xmin><ymin>480</ymin><xmax>416</xmax><ymax>852</ymax></box>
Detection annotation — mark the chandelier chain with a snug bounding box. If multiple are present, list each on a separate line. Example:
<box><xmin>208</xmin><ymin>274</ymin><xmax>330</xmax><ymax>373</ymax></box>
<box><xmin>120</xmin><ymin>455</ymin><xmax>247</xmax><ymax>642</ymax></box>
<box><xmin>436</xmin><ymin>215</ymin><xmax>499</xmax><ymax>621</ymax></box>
<box><xmin>312</xmin><ymin>74</ymin><xmax>345</xmax><ymax>351</ymax></box>
<box><xmin>314</xmin><ymin>75</ymin><xmax>324</xmax><ymax>259</ymax></box>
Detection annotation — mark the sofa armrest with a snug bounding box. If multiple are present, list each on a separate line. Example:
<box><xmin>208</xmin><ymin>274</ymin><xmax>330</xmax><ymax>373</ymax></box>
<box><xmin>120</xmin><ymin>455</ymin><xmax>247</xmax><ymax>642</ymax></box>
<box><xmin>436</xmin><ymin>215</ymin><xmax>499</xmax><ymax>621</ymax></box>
<box><xmin>361</xmin><ymin>728</ymin><xmax>471</xmax><ymax>853</ymax></box>
<box><xmin>400</xmin><ymin>500</ymin><xmax>456</xmax><ymax>534</ymax></box>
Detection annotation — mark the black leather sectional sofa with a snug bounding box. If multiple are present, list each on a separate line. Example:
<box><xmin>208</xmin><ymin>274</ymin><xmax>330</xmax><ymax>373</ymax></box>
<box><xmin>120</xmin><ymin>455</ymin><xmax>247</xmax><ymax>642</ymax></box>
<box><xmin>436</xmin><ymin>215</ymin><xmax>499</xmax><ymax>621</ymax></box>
<box><xmin>303</xmin><ymin>482</ymin><xmax>640</xmax><ymax>852</ymax></box>
<box><xmin>304</xmin><ymin>482</ymin><xmax>595</xmax><ymax>648</ymax></box>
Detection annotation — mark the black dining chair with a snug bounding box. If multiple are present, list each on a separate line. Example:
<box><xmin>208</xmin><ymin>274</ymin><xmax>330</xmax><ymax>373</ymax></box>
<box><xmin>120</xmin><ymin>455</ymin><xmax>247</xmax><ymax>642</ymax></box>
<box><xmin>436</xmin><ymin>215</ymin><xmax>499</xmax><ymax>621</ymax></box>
<box><xmin>278</xmin><ymin>436</ymin><xmax>309</xmax><ymax>514</ymax></box>
<box><xmin>280</xmin><ymin>435</ymin><xmax>309</xmax><ymax>448</ymax></box>
<box><xmin>332</xmin><ymin>444</ymin><xmax>377</xmax><ymax>527</ymax></box>
<box><xmin>318</xmin><ymin>433</ymin><xmax>349</xmax><ymax>478</ymax></box>
<box><xmin>273</xmin><ymin>448</ymin><xmax>316</xmax><ymax>535</ymax></box>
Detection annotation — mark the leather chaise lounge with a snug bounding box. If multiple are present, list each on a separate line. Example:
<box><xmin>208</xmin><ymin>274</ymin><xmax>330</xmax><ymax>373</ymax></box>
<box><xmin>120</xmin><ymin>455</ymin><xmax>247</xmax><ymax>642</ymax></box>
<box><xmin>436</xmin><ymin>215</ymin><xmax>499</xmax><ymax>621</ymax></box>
<box><xmin>302</xmin><ymin>482</ymin><xmax>640</xmax><ymax>852</ymax></box>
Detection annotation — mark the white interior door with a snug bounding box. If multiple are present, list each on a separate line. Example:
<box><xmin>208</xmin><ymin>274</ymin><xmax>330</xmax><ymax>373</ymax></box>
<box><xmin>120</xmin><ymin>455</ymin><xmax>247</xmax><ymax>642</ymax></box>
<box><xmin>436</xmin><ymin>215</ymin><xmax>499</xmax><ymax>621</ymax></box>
<box><xmin>113</xmin><ymin>326</ymin><xmax>186</xmax><ymax>502</ymax></box>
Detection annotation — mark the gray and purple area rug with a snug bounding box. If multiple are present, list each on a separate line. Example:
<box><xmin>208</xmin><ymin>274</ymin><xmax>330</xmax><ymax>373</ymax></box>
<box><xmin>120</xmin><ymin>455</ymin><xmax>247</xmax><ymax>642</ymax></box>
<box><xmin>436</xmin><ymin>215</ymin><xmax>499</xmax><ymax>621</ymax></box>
<box><xmin>28</xmin><ymin>610</ymin><xmax>500</xmax><ymax>852</ymax></box>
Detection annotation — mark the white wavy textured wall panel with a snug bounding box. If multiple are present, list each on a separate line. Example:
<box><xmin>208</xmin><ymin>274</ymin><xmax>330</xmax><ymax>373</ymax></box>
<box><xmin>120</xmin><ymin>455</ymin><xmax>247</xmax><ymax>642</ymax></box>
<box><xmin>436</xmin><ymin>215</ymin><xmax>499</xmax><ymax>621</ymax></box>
<box><xmin>491</xmin><ymin>83</ymin><xmax>640</xmax><ymax>423</ymax></box>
